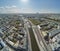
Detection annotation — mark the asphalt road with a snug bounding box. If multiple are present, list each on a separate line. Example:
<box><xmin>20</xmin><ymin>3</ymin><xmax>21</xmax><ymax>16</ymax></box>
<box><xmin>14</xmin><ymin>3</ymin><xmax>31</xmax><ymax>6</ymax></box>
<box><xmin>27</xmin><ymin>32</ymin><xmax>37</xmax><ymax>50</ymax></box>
<box><xmin>23</xmin><ymin>18</ymin><xmax>32</xmax><ymax>51</ymax></box>
<box><xmin>29</xmin><ymin>19</ymin><xmax>52</xmax><ymax>51</ymax></box>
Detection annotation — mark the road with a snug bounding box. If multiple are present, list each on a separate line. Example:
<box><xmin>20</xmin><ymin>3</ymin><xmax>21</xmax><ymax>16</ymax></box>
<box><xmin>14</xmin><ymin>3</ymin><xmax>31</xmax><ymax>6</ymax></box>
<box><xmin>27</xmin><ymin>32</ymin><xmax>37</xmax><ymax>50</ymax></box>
<box><xmin>23</xmin><ymin>17</ymin><xmax>32</xmax><ymax>51</ymax></box>
<box><xmin>28</xmin><ymin>19</ymin><xmax>52</xmax><ymax>51</ymax></box>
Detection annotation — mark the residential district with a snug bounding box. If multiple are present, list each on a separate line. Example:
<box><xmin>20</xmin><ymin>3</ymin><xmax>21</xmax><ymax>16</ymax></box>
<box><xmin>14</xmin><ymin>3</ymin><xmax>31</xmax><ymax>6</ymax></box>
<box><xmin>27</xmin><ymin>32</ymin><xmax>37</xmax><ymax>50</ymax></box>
<box><xmin>0</xmin><ymin>14</ymin><xmax>60</xmax><ymax>51</ymax></box>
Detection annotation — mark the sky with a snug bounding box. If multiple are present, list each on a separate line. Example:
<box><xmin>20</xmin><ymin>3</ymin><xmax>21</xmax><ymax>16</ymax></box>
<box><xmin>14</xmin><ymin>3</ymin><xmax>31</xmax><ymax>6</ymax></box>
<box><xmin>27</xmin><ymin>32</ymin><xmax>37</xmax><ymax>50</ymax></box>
<box><xmin>0</xmin><ymin>0</ymin><xmax>60</xmax><ymax>13</ymax></box>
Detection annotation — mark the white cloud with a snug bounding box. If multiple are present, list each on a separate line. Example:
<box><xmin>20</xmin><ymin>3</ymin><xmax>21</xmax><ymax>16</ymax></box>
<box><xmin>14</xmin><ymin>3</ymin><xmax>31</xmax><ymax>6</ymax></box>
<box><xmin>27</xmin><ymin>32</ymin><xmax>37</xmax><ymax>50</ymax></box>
<box><xmin>0</xmin><ymin>7</ymin><xmax>4</xmax><ymax>9</ymax></box>
<box><xmin>39</xmin><ymin>9</ymin><xmax>59</xmax><ymax>13</ymax></box>
<box><xmin>0</xmin><ymin>6</ymin><xmax>59</xmax><ymax>13</ymax></box>
<box><xmin>11</xmin><ymin>5</ymin><xmax>17</xmax><ymax>8</ymax></box>
<box><xmin>20</xmin><ymin>8</ymin><xmax>35</xmax><ymax>13</ymax></box>
<box><xmin>0</xmin><ymin>5</ymin><xmax>20</xmax><ymax>13</ymax></box>
<box><xmin>0</xmin><ymin>6</ymin><xmax>35</xmax><ymax>13</ymax></box>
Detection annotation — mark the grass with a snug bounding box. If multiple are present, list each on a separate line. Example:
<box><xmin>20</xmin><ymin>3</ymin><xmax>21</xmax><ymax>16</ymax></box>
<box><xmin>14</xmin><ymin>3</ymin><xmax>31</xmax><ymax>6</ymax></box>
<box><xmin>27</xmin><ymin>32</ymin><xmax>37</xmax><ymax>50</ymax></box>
<box><xmin>29</xmin><ymin>18</ymin><xmax>40</xmax><ymax>25</ymax></box>
<box><xmin>29</xmin><ymin>28</ymin><xmax>40</xmax><ymax>51</ymax></box>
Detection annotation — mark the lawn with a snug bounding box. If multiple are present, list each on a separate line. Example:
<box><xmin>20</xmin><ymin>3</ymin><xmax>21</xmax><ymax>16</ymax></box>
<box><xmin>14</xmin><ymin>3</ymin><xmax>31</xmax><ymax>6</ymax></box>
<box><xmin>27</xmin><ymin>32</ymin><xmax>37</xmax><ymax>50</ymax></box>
<box><xmin>29</xmin><ymin>28</ymin><xmax>40</xmax><ymax>51</ymax></box>
<box><xmin>29</xmin><ymin>18</ymin><xmax>40</xmax><ymax>25</ymax></box>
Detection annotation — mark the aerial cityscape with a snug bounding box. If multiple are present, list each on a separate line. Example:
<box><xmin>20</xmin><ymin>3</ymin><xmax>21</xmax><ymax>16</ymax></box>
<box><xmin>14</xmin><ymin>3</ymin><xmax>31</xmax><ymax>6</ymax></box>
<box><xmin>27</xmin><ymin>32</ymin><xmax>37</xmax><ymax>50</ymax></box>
<box><xmin>0</xmin><ymin>0</ymin><xmax>60</xmax><ymax>51</ymax></box>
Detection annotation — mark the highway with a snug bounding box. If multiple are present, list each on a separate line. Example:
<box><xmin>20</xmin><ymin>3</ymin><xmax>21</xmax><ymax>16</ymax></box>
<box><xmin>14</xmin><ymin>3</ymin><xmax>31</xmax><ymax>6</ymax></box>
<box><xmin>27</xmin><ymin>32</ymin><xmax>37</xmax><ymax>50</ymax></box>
<box><xmin>23</xmin><ymin>17</ymin><xmax>52</xmax><ymax>51</ymax></box>
<box><xmin>23</xmin><ymin>17</ymin><xmax>32</xmax><ymax>51</ymax></box>
<box><xmin>29</xmin><ymin>19</ymin><xmax>52</xmax><ymax>51</ymax></box>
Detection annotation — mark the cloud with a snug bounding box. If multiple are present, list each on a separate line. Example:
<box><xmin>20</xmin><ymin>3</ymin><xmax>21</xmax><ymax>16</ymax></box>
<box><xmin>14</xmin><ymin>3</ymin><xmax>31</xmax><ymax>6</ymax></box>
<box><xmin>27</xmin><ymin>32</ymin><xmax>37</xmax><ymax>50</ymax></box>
<box><xmin>39</xmin><ymin>9</ymin><xmax>60</xmax><ymax>13</ymax></box>
<box><xmin>20</xmin><ymin>8</ymin><xmax>36</xmax><ymax>13</ymax></box>
<box><xmin>0</xmin><ymin>5</ymin><xmax>59</xmax><ymax>13</ymax></box>
<box><xmin>0</xmin><ymin>6</ymin><xmax>36</xmax><ymax>13</ymax></box>
<box><xmin>0</xmin><ymin>7</ymin><xmax>4</xmax><ymax>9</ymax></box>
<box><xmin>5</xmin><ymin>5</ymin><xmax>16</xmax><ymax>9</ymax></box>
<box><xmin>0</xmin><ymin>5</ymin><xmax>20</xmax><ymax>13</ymax></box>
